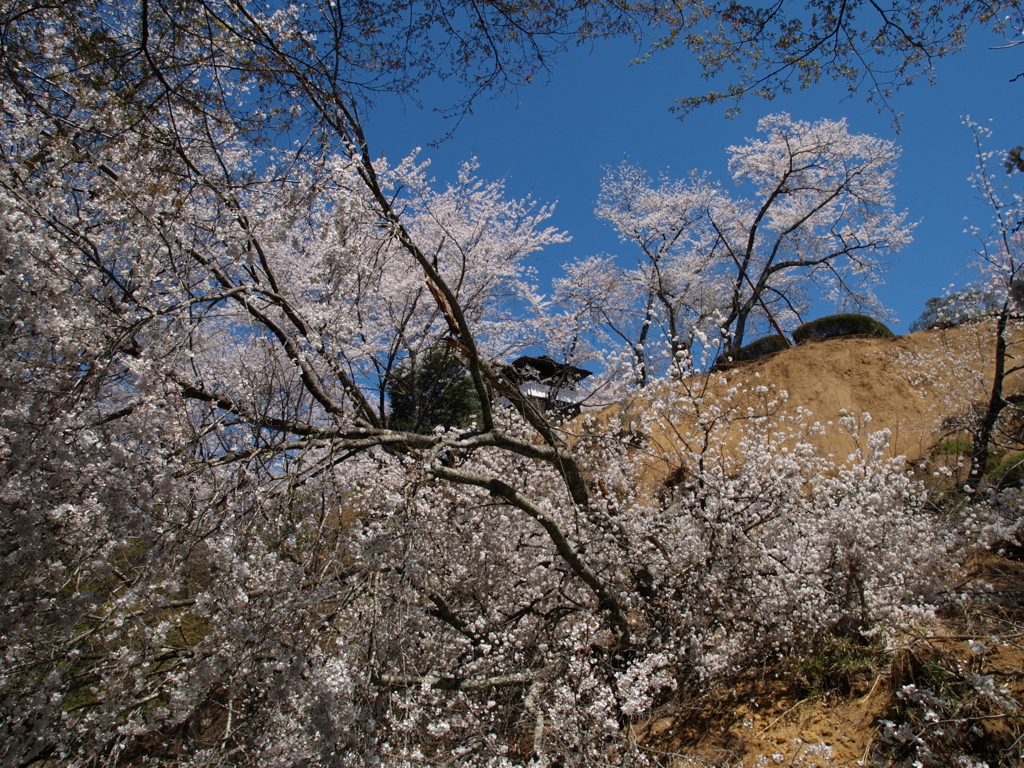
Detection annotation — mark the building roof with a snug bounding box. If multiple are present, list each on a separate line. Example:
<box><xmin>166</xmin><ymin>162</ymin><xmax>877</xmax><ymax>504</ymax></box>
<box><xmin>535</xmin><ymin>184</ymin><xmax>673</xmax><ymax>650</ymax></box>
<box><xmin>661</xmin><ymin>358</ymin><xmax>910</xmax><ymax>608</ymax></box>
<box><xmin>504</xmin><ymin>355</ymin><xmax>592</xmax><ymax>386</ymax></box>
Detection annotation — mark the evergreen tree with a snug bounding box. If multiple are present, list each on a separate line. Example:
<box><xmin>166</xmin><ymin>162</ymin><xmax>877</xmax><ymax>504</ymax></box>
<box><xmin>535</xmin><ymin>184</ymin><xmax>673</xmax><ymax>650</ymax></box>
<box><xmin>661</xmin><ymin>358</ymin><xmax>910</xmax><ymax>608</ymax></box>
<box><xmin>387</xmin><ymin>349</ymin><xmax>482</xmax><ymax>433</ymax></box>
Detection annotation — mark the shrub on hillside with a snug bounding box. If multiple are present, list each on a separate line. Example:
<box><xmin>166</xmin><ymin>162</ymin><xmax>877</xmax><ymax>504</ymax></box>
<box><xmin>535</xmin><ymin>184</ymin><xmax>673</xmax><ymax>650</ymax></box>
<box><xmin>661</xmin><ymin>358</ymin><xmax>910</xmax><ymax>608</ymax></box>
<box><xmin>721</xmin><ymin>334</ymin><xmax>790</xmax><ymax>363</ymax></box>
<box><xmin>937</xmin><ymin>438</ymin><xmax>974</xmax><ymax>455</ymax></box>
<box><xmin>793</xmin><ymin>314</ymin><xmax>895</xmax><ymax>344</ymax></box>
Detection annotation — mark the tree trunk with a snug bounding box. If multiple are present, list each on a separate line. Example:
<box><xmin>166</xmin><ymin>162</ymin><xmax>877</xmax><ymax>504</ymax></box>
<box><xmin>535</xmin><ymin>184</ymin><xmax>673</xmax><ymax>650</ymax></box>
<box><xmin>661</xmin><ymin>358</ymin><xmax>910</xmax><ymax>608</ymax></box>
<box><xmin>970</xmin><ymin>306</ymin><xmax>1010</xmax><ymax>492</ymax></box>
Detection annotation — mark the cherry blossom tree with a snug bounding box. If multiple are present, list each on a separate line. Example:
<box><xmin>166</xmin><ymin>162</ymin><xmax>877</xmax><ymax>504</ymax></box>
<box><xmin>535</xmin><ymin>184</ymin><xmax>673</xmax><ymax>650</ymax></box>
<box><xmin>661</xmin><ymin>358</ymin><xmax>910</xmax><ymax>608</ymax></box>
<box><xmin>566</xmin><ymin>114</ymin><xmax>914</xmax><ymax>372</ymax></box>
<box><xmin>554</xmin><ymin>165</ymin><xmax>727</xmax><ymax>386</ymax></box>
<box><xmin>962</xmin><ymin>120</ymin><xmax>1024</xmax><ymax>488</ymax></box>
<box><xmin>0</xmin><ymin>3</ymin><xmax>984</xmax><ymax>766</ymax></box>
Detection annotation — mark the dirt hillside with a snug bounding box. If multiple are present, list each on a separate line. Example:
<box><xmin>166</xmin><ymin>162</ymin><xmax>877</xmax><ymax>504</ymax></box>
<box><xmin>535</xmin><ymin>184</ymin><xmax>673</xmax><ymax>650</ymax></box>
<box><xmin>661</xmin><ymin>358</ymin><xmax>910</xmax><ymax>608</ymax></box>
<box><xmin>611</xmin><ymin>321</ymin><xmax>1021</xmax><ymax>488</ymax></box>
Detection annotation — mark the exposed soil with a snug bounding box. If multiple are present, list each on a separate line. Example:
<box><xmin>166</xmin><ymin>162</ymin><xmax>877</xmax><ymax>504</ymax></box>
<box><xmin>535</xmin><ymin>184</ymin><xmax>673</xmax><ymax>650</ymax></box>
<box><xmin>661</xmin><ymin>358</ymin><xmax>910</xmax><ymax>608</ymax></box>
<box><xmin>635</xmin><ymin>669</ymin><xmax>891</xmax><ymax>767</ymax></box>
<box><xmin>600</xmin><ymin>322</ymin><xmax>1022</xmax><ymax>498</ymax></box>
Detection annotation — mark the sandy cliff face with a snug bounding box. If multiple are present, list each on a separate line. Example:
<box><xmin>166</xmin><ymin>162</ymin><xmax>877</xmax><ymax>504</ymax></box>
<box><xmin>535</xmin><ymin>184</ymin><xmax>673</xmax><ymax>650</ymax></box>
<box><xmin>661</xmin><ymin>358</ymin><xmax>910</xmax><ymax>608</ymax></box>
<box><xmin>609</xmin><ymin>321</ymin><xmax>1021</xmax><ymax>489</ymax></box>
<box><xmin>729</xmin><ymin>321</ymin><xmax>1019</xmax><ymax>461</ymax></box>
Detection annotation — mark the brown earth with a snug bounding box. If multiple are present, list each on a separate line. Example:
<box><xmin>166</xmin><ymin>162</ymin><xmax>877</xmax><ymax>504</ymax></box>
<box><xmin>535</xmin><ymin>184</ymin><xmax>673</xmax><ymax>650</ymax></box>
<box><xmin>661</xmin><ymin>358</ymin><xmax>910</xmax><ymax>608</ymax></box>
<box><xmin>606</xmin><ymin>321</ymin><xmax>1023</xmax><ymax>492</ymax></box>
<box><xmin>632</xmin><ymin>566</ymin><xmax>1024</xmax><ymax>768</ymax></box>
<box><xmin>637</xmin><ymin>674</ymin><xmax>891</xmax><ymax>767</ymax></box>
<box><xmin>640</xmin><ymin>632</ymin><xmax>1024</xmax><ymax>767</ymax></box>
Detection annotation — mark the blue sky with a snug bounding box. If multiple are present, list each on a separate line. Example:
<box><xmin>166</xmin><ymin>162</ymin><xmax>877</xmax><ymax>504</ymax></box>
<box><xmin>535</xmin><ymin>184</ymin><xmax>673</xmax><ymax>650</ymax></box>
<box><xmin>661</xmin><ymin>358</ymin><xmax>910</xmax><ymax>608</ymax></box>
<box><xmin>365</xmin><ymin>29</ymin><xmax>1022</xmax><ymax>338</ymax></box>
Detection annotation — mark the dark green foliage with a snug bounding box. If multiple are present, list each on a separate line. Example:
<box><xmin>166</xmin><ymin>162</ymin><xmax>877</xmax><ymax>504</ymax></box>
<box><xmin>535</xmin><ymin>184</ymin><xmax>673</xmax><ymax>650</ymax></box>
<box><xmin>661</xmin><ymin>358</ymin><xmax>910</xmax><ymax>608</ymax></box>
<box><xmin>1007</xmin><ymin>146</ymin><xmax>1024</xmax><ymax>175</ymax></box>
<box><xmin>987</xmin><ymin>451</ymin><xmax>1024</xmax><ymax>489</ymax></box>
<box><xmin>792</xmin><ymin>314</ymin><xmax>894</xmax><ymax>344</ymax></box>
<box><xmin>909</xmin><ymin>288</ymin><xmax>1001</xmax><ymax>332</ymax></box>
<box><xmin>792</xmin><ymin>635</ymin><xmax>887</xmax><ymax>697</ymax></box>
<box><xmin>722</xmin><ymin>334</ymin><xmax>790</xmax><ymax>363</ymax></box>
<box><xmin>387</xmin><ymin>349</ymin><xmax>482</xmax><ymax>433</ymax></box>
<box><xmin>936</xmin><ymin>438</ymin><xmax>974</xmax><ymax>455</ymax></box>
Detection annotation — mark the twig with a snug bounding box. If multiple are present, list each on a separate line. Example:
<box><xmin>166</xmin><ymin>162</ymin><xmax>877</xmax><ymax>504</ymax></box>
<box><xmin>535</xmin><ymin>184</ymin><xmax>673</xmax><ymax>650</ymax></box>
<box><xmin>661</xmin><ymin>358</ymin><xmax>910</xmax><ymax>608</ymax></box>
<box><xmin>754</xmin><ymin>694</ymin><xmax>822</xmax><ymax>737</ymax></box>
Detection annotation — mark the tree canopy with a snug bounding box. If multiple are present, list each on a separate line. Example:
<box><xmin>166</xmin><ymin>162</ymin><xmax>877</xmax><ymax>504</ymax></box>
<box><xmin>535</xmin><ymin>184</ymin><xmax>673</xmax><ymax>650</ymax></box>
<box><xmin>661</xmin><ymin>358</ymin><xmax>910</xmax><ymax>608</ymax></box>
<box><xmin>557</xmin><ymin>113</ymin><xmax>911</xmax><ymax>382</ymax></box>
<box><xmin>1</xmin><ymin>1</ymin><xmax>1022</xmax><ymax>765</ymax></box>
<box><xmin>651</xmin><ymin>0</ymin><xmax>1023</xmax><ymax>118</ymax></box>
